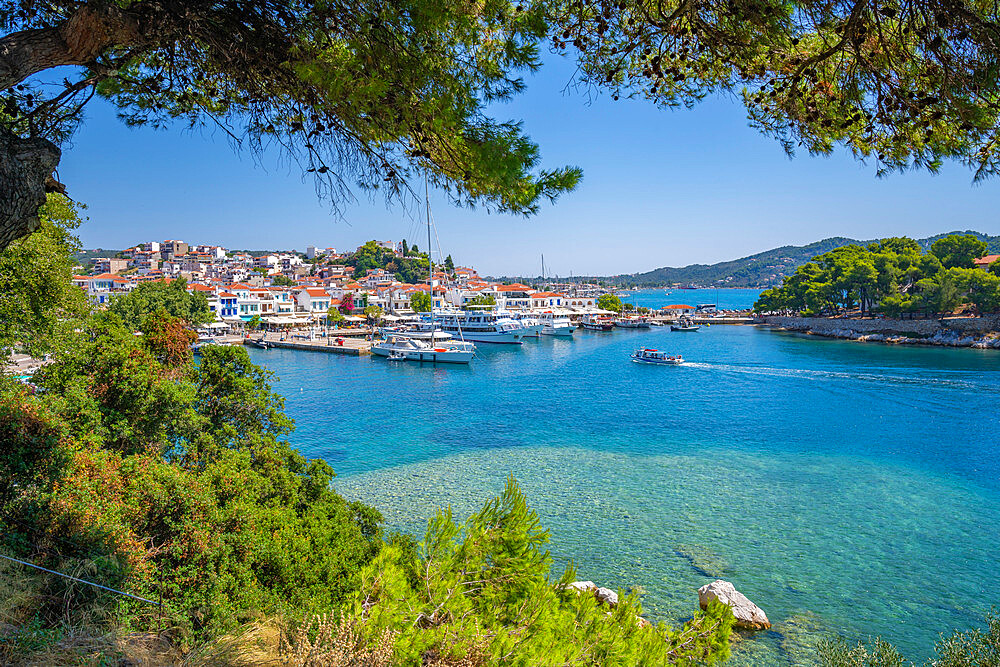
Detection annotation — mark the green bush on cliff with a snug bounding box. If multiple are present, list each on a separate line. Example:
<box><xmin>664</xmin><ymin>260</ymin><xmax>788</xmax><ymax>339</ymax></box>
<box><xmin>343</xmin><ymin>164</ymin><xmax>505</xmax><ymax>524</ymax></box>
<box><xmin>0</xmin><ymin>312</ymin><xmax>383</xmax><ymax>651</ymax></box>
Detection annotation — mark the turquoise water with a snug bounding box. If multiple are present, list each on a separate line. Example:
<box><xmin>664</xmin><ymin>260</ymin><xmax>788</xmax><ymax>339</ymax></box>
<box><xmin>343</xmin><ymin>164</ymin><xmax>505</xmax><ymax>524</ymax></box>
<box><xmin>247</xmin><ymin>288</ymin><xmax>1000</xmax><ymax>664</ymax></box>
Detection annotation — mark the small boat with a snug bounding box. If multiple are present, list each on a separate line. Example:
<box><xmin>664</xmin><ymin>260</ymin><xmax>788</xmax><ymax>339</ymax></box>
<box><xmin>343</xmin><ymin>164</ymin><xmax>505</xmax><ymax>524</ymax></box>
<box><xmin>249</xmin><ymin>338</ymin><xmax>270</xmax><ymax>349</ymax></box>
<box><xmin>631</xmin><ymin>349</ymin><xmax>683</xmax><ymax>365</ymax></box>
<box><xmin>387</xmin><ymin>351</ymin><xmax>407</xmax><ymax>361</ymax></box>
<box><xmin>671</xmin><ymin>317</ymin><xmax>700</xmax><ymax>332</ymax></box>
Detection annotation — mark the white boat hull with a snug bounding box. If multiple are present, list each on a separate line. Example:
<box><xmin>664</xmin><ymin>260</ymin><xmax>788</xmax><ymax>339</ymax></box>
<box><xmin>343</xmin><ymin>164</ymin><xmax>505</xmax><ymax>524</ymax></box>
<box><xmin>541</xmin><ymin>325</ymin><xmax>575</xmax><ymax>337</ymax></box>
<box><xmin>372</xmin><ymin>344</ymin><xmax>473</xmax><ymax>364</ymax></box>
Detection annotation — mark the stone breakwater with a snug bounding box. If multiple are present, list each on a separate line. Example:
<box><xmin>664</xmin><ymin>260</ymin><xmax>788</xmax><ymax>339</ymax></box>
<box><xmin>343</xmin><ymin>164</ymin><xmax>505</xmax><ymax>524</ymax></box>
<box><xmin>761</xmin><ymin>315</ymin><xmax>1000</xmax><ymax>349</ymax></box>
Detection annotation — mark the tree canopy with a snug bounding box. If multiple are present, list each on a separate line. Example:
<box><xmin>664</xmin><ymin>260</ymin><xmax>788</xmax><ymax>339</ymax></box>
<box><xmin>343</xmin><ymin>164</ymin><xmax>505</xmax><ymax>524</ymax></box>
<box><xmin>0</xmin><ymin>0</ymin><xmax>582</xmax><ymax>251</ymax></box>
<box><xmin>0</xmin><ymin>193</ymin><xmax>89</xmax><ymax>357</ymax></box>
<box><xmin>754</xmin><ymin>234</ymin><xmax>1000</xmax><ymax>316</ymax></box>
<box><xmin>107</xmin><ymin>277</ymin><xmax>213</xmax><ymax>329</ymax></box>
<box><xmin>410</xmin><ymin>291</ymin><xmax>432</xmax><ymax>313</ymax></box>
<box><xmin>563</xmin><ymin>0</ymin><xmax>1000</xmax><ymax>182</ymax></box>
<box><xmin>597</xmin><ymin>292</ymin><xmax>623</xmax><ymax>312</ymax></box>
<box><xmin>8</xmin><ymin>2</ymin><xmax>1000</xmax><ymax>253</ymax></box>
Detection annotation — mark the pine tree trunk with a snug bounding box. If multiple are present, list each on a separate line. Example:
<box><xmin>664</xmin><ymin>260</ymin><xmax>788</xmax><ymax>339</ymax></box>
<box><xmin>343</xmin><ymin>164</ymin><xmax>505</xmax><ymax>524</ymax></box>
<box><xmin>0</xmin><ymin>129</ymin><xmax>61</xmax><ymax>251</ymax></box>
<box><xmin>0</xmin><ymin>6</ymin><xmax>141</xmax><ymax>251</ymax></box>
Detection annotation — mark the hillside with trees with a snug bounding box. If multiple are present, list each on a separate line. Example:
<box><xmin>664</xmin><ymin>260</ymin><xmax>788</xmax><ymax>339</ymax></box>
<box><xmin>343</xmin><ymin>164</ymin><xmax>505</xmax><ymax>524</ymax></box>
<box><xmin>754</xmin><ymin>234</ymin><xmax>1000</xmax><ymax>316</ymax></box>
<box><xmin>341</xmin><ymin>240</ymin><xmax>431</xmax><ymax>284</ymax></box>
<box><xmin>520</xmin><ymin>232</ymin><xmax>1000</xmax><ymax>289</ymax></box>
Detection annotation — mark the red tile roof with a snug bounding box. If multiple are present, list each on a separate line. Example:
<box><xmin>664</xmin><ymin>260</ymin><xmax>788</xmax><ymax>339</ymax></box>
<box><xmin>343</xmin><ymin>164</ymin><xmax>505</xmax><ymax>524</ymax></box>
<box><xmin>974</xmin><ymin>254</ymin><xmax>1000</xmax><ymax>267</ymax></box>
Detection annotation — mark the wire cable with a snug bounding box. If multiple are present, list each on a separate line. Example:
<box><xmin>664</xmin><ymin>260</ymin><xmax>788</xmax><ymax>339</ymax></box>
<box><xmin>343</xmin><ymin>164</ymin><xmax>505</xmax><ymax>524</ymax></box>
<box><xmin>0</xmin><ymin>552</ymin><xmax>159</xmax><ymax>606</ymax></box>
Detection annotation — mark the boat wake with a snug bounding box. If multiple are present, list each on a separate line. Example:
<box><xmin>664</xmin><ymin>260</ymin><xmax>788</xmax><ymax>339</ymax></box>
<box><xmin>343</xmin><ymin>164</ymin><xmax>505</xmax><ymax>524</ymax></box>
<box><xmin>679</xmin><ymin>361</ymin><xmax>990</xmax><ymax>390</ymax></box>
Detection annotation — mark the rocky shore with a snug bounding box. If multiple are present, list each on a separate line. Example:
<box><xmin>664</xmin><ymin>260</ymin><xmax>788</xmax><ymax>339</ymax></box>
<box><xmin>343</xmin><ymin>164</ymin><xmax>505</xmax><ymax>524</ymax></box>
<box><xmin>760</xmin><ymin>315</ymin><xmax>1000</xmax><ymax>349</ymax></box>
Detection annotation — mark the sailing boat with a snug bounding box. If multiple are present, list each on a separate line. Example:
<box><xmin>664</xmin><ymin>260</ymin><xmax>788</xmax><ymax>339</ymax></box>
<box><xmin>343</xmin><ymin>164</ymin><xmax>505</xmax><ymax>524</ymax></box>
<box><xmin>372</xmin><ymin>178</ymin><xmax>476</xmax><ymax>364</ymax></box>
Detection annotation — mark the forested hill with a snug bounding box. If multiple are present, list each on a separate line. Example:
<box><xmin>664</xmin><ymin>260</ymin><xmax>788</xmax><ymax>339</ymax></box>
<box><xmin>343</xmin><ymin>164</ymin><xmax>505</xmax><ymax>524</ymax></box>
<box><xmin>568</xmin><ymin>231</ymin><xmax>1000</xmax><ymax>288</ymax></box>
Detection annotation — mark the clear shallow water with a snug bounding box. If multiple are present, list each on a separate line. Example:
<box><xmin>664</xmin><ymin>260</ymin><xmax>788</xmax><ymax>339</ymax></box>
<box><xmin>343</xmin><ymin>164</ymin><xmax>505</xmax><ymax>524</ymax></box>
<box><xmin>248</xmin><ymin>289</ymin><xmax>1000</xmax><ymax>664</ymax></box>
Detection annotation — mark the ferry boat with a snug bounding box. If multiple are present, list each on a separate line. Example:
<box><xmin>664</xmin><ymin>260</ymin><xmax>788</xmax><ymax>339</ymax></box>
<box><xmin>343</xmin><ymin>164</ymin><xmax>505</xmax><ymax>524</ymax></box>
<box><xmin>536</xmin><ymin>311</ymin><xmax>575</xmax><ymax>337</ymax></box>
<box><xmin>631</xmin><ymin>349</ymin><xmax>683</xmax><ymax>365</ymax></box>
<box><xmin>615</xmin><ymin>316</ymin><xmax>650</xmax><ymax>329</ymax></box>
<box><xmin>580</xmin><ymin>315</ymin><xmax>615</xmax><ymax>331</ymax></box>
<box><xmin>432</xmin><ymin>309</ymin><xmax>527</xmax><ymax>344</ymax></box>
<box><xmin>372</xmin><ymin>335</ymin><xmax>476</xmax><ymax>364</ymax></box>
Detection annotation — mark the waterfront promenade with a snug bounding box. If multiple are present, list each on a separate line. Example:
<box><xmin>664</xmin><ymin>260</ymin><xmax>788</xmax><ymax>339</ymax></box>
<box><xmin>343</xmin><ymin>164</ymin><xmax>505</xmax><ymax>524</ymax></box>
<box><xmin>253</xmin><ymin>331</ymin><xmax>372</xmax><ymax>355</ymax></box>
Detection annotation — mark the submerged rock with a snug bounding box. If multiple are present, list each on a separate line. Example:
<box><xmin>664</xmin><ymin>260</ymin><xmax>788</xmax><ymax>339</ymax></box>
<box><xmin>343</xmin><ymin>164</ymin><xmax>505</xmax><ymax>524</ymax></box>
<box><xmin>698</xmin><ymin>580</ymin><xmax>770</xmax><ymax>631</ymax></box>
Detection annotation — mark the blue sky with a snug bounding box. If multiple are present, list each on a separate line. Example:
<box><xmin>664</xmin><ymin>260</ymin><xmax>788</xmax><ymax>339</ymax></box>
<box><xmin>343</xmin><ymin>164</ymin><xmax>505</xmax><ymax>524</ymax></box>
<box><xmin>61</xmin><ymin>54</ymin><xmax>1000</xmax><ymax>276</ymax></box>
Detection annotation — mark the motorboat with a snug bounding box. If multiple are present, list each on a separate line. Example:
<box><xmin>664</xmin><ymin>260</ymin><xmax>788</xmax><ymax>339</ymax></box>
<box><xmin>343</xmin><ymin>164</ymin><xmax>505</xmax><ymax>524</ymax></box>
<box><xmin>631</xmin><ymin>349</ymin><xmax>683</xmax><ymax>365</ymax></box>
<box><xmin>671</xmin><ymin>318</ymin><xmax>700</xmax><ymax>332</ymax></box>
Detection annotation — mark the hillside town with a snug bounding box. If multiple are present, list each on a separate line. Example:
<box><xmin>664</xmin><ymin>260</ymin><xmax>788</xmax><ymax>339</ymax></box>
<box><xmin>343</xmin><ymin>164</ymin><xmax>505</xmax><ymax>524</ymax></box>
<box><xmin>74</xmin><ymin>239</ymin><xmax>630</xmax><ymax>329</ymax></box>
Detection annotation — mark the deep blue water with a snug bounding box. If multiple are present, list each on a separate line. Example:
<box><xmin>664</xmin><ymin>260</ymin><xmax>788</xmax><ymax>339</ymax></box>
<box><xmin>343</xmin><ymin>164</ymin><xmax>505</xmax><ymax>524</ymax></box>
<box><xmin>247</xmin><ymin>288</ymin><xmax>1000</xmax><ymax>665</ymax></box>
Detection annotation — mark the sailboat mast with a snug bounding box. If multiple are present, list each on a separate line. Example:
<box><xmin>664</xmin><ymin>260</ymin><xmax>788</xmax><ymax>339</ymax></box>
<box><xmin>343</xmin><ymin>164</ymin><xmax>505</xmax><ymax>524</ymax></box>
<box><xmin>425</xmin><ymin>178</ymin><xmax>434</xmax><ymax>347</ymax></box>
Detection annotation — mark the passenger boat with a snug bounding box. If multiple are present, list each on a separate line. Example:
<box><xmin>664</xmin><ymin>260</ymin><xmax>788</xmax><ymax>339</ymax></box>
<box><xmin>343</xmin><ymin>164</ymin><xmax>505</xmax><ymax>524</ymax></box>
<box><xmin>536</xmin><ymin>311</ymin><xmax>575</xmax><ymax>337</ymax></box>
<box><xmin>372</xmin><ymin>335</ymin><xmax>476</xmax><ymax>364</ymax></box>
<box><xmin>580</xmin><ymin>315</ymin><xmax>615</xmax><ymax>331</ymax></box>
<box><xmin>433</xmin><ymin>309</ymin><xmax>526</xmax><ymax>344</ymax></box>
<box><xmin>631</xmin><ymin>349</ymin><xmax>683</xmax><ymax>365</ymax></box>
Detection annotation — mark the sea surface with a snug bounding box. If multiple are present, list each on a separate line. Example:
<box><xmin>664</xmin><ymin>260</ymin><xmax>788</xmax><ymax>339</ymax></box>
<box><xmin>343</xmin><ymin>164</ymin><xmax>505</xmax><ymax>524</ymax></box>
<box><xmin>247</xmin><ymin>288</ymin><xmax>1000</xmax><ymax>665</ymax></box>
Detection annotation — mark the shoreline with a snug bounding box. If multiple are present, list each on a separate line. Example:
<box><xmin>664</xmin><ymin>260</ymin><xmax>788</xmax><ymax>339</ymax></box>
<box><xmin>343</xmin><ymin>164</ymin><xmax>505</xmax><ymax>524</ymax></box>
<box><xmin>759</xmin><ymin>315</ymin><xmax>1000</xmax><ymax>349</ymax></box>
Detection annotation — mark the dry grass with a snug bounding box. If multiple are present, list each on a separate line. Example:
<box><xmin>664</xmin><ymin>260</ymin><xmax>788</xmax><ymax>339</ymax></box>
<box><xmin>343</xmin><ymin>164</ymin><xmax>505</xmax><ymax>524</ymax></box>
<box><xmin>279</xmin><ymin>614</ymin><xmax>395</xmax><ymax>667</ymax></box>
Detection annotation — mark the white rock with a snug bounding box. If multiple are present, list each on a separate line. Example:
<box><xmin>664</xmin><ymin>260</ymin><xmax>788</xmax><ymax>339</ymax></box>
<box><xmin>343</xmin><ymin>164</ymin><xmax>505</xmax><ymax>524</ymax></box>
<box><xmin>698</xmin><ymin>580</ymin><xmax>770</xmax><ymax>631</ymax></box>
<box><xmin>567</xmin><ymin>581</ymin><xmax>596</xmax><ymax>593</ymax></box>
<box><xmin>595</xmin><ymin>587</ymin><xmax>619</xmax><ymax>607</ymax></box>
